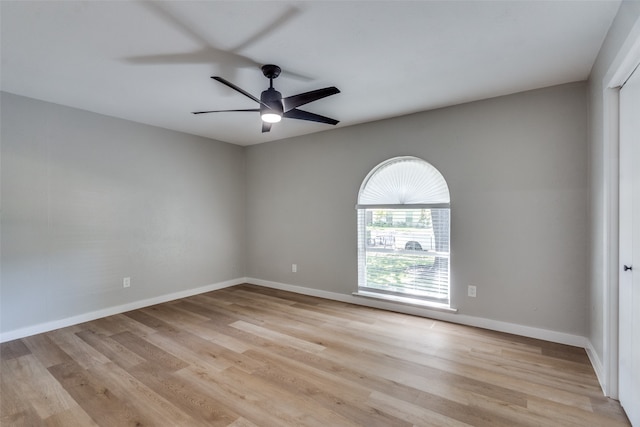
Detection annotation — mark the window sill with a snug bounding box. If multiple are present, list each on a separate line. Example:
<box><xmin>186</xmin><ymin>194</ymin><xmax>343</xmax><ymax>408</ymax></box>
<box><xmin>352</xmin><ymin>291</ymin><xmax>458</xmax><ymax>313</ymax></box>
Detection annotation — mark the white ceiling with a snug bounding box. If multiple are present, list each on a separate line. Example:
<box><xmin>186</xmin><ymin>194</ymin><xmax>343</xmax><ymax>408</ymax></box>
<box><xmin>1</xmin><ymin>1</ymin><xmax>620</xmax><ymax>146</ymax></box>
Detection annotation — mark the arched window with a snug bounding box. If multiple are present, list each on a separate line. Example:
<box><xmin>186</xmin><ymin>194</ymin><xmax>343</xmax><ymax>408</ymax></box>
<box><xmin>356</xmin><ymin>156</ymin><xmax>451</xmax><ymax>306</ymax></box>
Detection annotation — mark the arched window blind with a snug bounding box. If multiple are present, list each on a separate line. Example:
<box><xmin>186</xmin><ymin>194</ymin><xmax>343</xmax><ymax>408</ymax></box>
<box><xmin>357</xmin><ymin>156</ymin><xmax>451</xmax><ymax>306</ymax></box>
<box><xmin>358</xmin><ymin>157</ymin><xmax>450</xmax><ymax>207</ymax></box>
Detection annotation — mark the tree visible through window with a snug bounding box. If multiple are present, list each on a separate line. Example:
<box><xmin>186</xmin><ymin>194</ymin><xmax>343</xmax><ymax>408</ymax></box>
<box><xmin>357</xmin><ymin>157</ymin><xmax>451</xmax><ymax>305</ymax></box>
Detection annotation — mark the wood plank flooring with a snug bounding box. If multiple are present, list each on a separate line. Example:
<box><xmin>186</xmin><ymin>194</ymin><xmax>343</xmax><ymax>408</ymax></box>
<box><xmin>0</xmin><ymin>284</ymin><xmax>631</xmax><ymax>426</ymax></box>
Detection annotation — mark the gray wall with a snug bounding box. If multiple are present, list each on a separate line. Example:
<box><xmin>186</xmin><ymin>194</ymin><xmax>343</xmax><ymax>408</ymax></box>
<box><xmin>1</xmin><ymin>92</ymin><xmax>246</xmax><ymax>333</ymax></box>
<box><xmin>246</xmin><ymin>82</ymin><xmax>589</xmax><ymax>336</ymax></box>
<box><xmin>587</xmin><ymin>1</ymin><xmax>640</xmax><ymax>378</ymax></box>
<box><xmin>1</xmin><ymin>82</ymin><xmax>591</xmax><ymax>339</ymax></box>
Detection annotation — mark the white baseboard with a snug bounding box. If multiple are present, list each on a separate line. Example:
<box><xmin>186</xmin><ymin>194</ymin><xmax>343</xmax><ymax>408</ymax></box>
<box><xmin>1</xmin><ymin>276</ymin><xmax>593</xmax><ymax>382</ymax></box>
<box><xmin>246</xmin><ymin>278</ymin><xmax>587</xmax><ymax>348</ymax></box>
<box><xmin>0</xmin><ymin>277</ymin><xmax>245</xmax><ymax>343</ymax></box>
<box><xmin>2</xmin><ymin>276</ymin><xmax>605</xmax><ymax>395</ymax></box>
<box><xmin>585</xmin><ymin>339</ymin><xmax>607</xmax><ymax>395</ymax></box>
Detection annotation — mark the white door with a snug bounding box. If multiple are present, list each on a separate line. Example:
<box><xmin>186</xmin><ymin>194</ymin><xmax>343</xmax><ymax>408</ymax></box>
<box><xmin>619</xmin><ymin>64</ymin><xmax>640</xmax><ymax>426</ymax></box>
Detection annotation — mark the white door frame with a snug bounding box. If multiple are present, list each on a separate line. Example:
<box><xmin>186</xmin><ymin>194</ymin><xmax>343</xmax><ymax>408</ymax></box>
<box><xmin>601</xmin><ymin>21</ymin><xmax>640</xmax><ymax>399</ymax></box>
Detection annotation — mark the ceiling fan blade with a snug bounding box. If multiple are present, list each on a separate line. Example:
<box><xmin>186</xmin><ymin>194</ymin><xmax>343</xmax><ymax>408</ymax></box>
<box><xmin>283</xmin><ymin>109</ymin><xmax>339</xmax><ymax>125</ymax></box>
<box><xmin>192</xmin><ymin>109</ymin><xmax>260</xmax><ymax>114</ymax></box>
<box><xmin>211</xmin><ymin>77</ymin><xmax>269</xmax><ymax>107</ymax></box>
<box><xmin>262</xmin><ymin>122</ymin><xmax>272</xmax><ymax>133</ymax></box>
<box><xmin>282</xmin><ymin>87</ymin><xmax>340</xmax><ymax>112</ymax></box>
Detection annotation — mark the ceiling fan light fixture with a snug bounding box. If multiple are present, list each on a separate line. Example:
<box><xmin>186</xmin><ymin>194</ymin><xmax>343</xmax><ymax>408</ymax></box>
<box><xmin>261</xmin><ymin>112</ymin><xmax>282</xmax><ymax>123</ymax></box>
<box><xmin>260</xmin><ymin>87</ymin><xmax>283</xmax><ymax>123</ymax></box>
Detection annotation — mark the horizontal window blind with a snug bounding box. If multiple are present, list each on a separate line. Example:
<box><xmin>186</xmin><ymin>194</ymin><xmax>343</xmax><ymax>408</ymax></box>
<box><xmin>358</xmin><ymin>208</ymin><xmax>450</xmax><ymax>302</ymax></box>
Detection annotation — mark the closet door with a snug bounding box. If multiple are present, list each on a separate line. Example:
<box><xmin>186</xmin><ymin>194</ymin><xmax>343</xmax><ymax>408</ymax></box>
<box><xmin>619</xmin><ymin>64</ymin><xmax>640</xmax><ymax>426</ymax></box>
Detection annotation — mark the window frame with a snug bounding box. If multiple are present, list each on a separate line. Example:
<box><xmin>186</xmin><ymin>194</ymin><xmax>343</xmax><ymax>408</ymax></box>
<box><xmin>356</xmin><ymin>156</ymin><xmax>452</xmax><ymax>308</ymax></box>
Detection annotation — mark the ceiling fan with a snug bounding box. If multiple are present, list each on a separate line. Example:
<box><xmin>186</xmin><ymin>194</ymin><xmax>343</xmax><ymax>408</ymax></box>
<box><xmin>192</xmin><ymin>64</ymin><xmax>340</xmax><ymax>133</ymax></box>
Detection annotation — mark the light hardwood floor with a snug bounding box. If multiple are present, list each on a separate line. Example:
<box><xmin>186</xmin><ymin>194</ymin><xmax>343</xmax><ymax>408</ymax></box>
<box><xmin>0</xmin><ymin>284</ymin><xmax>631</xmax><ymax>426</ymax></box>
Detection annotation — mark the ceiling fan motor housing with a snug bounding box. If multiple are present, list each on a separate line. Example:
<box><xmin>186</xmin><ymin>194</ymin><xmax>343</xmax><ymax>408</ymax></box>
<box><xmin>260</xmin><ymin>88</ymin><xmax>284</xmax><ymax>115</ymax></box>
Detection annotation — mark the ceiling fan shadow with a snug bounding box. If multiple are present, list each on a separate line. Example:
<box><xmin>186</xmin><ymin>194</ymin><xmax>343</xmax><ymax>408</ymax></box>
<box><xmin>123</xmin><ymin>1</ymin><xmax>312</xmax><ymax>82</ymax></box>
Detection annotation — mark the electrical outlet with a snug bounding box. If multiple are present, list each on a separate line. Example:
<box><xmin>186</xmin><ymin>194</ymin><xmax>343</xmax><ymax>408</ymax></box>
<box><xmin>468</xmin><ymin>285</ymin><xmax>477</xmax><ymax>297</ymax></box>
<box><xmin>123</xmin><ymin>277</ymin><xmax>131</xmax><ymax>288</ymax></box>
<box><xmin>292</xmin><ymin>264</ymin><xmax>297</xmax><ymax>273</ymax></box>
